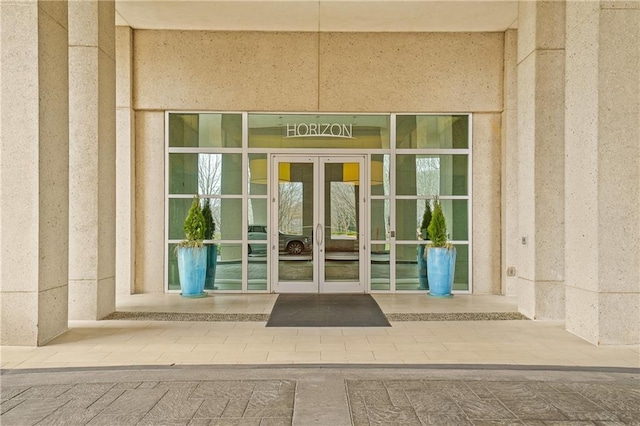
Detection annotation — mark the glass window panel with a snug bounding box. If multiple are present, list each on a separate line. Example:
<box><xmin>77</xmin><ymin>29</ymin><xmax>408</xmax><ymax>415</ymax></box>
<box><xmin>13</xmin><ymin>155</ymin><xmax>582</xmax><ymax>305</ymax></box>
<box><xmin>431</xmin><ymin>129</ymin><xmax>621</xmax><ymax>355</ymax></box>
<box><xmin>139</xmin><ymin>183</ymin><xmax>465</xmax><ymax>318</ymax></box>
<box><xmin>168</xmin><ymin>243</ymin><xmax>180</xmax><ymax>291</ymax></box>
<box><xmin>248</xmin><ymin>114</ymin><xmax>390</xmax><ymax>149</ymax></box>
<box><xmin>330</xmin><ymin>181</ymin><xmax>357</xmax><ymax>239</ymax></box>
<box><xmin>371</xmin><ymin>154</ymin><xmax>390</xmax><ymax>196</ymax></box>
<box><xmin>248</xmin><ymin>153</ymin><xmax>268</xmax><ymax>195</ymax></box>
<box><xmin>396</xmin><ymin>155</ymin><xmax>468</xmax><ymax>196</ymax></box>
<box><xmin>452</xmin><ymin>244</ymin><xmax>469</xmax><ymax>291</ymax></box>
<box><xmin>371</xmin><ymin>199</ymin><xmax>390</xmax><ymax>241</ymax></box>
<box><xmin>248</xmin><ymin>251</ymin><xmax>267</xmax><ymax>291</ymax></box>
<box><xmin>168</xmin><ymin>198</ymin><xmax>194</xmax><ymax>240</ymax></box>
<box><xmin>395</xmin><ymin>244</ymin><xmax>421</xmax><ymax>291</ymax></box>
<box><xmin>395</xmin><ymin>199</ymin><xmax>468</xmax><ymax>241</ymax></box>
<box><xmin>214</xmin><ymin>244</ymin><xmax>242</xmax><ymax>291</ymax></box>
<box><xmin>219</xmin><ymin>198</ymin><xmax>243</xmax><ymax>240</ymax></box>
<box><xmin>396</xmin><ymin>115</ymin><xmax>469</xmax><ymax>149</ymax></box>
<box><xmin>371</xmin><ymin>247</ymin><xmax>390</xmax><ymax>291</ymax></box>
<box><xmin>169</xmin><ymin>153</ymin><xmax>242</xmax><ymax>195</ymax></box>
<box><xmin>204</xmin><ymin>243</ymin><xmax>219</xmax><ymax>290</ymax></box>
<box><xmin>169</xmin><ymin>113</ymin><xmax>242</xmax><ymax>148</ymax></box>
<box><xmin>248</xmin><ymin>199</ymin><xmax>268</xmax><ymax>236</ymax></box>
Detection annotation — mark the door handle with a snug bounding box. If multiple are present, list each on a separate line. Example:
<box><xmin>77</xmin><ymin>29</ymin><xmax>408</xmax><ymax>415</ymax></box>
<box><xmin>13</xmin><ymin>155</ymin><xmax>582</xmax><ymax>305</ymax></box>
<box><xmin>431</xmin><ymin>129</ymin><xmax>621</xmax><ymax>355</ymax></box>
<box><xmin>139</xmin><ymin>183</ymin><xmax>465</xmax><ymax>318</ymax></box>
<box><xmin>316</xmin><ymin>223</ymin><xmax>323</xmax><ymax>246</ymax></box>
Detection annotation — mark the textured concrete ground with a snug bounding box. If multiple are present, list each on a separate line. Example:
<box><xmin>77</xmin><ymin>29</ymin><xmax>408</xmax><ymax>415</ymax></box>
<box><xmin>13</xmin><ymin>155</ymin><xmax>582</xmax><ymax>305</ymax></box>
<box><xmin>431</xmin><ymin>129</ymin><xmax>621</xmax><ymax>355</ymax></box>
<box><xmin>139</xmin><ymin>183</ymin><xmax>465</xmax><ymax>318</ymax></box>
<box><xmin>2</xmin><ymin>365</ymin><xmax>639</xmax><ymax>425</ymax></box>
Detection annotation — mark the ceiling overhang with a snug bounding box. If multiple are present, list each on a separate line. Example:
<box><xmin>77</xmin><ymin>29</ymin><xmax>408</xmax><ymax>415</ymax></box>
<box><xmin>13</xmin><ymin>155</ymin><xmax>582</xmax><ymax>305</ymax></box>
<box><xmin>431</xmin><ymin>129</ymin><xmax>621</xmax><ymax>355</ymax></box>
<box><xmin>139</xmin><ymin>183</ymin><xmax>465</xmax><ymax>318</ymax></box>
<box><xmin>115</xmin><ymin>0</ymin><xmax>518</xmax><ymax>32</ymax></box>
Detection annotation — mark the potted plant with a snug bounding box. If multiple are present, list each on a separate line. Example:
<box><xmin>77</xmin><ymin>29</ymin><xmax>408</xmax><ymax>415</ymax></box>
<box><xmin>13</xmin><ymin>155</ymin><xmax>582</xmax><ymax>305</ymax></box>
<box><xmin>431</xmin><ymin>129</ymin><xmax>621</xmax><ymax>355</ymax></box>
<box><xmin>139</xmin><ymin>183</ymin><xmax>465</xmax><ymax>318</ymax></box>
<box><xmin>417</xmin><ymin>200</ymin><xmax>432</xmax><ymax>290</ymax></box>
<box><xmin>202</xmin><ymin>198</ymin><xmax>218</xmax><ymax>290</ymax></box>
<box><xmin>426</xmin><ymin>196</ymin><xmax>456</xmax><ymax>297</ymax></box>
<box><xmin>176</xmin><ymin>195</ymin><xmax>208</xmax><ymax>297</ymax></box>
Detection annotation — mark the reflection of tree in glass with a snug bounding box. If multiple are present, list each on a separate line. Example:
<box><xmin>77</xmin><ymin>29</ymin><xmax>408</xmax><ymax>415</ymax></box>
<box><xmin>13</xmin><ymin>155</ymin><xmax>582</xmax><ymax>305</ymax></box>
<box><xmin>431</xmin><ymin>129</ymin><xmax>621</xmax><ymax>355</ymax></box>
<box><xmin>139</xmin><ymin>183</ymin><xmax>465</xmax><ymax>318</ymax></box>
<box><xmin>198</xmin><ymin>154</ymin><xmax>222</xmax><ymax>230</ymax></box>
<box><xmin>278</xmin><ymin>182</ymin><xmax>303</xmax><ymax>234</ymax></box>
<box><xmin>416</xmin><ymin>156</ymin><xmax>440</xmax><ymax>197</ymax></box>
<box><xmin>198</xmin><ymin>154</ymin><xmax>222</xmax><ymax>195</ymax></box>
<box><xmin>331</xmin><ymin>182</ymin><xmax>356</xmax><ymax>236</ymax></box>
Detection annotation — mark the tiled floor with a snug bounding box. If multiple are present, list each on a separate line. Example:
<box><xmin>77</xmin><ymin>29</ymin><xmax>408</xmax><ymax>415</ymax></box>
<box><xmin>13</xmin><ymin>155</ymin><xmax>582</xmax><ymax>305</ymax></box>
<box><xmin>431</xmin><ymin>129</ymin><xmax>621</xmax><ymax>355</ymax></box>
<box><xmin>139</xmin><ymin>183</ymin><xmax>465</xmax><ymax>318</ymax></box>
<box><xmin>1</xmin><ymin>294</ymin><xmax>638</xmax><ymax>369</ymax></box>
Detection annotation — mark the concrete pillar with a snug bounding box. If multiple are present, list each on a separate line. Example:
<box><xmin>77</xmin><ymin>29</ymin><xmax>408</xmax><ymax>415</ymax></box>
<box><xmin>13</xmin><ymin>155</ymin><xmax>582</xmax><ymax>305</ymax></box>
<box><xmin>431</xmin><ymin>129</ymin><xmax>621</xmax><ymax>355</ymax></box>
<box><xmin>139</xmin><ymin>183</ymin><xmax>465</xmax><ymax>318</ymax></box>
<box><xmin>68</xmin><ymin>0</ymin><xmax>116</xmax><ymax>319</ymax></box>
<box><xmin>517</xmin><ymin>0</ymin><xmax>566</xmax><ymax>319</ymax></box>
<box><xmin>0</xmin><ymin>0</ymin><xmax>69</xmax><ymax>345</ymax></box>
<box><xmin>135</xmin><ymin>111</ymin><xmax>165</xmax><ymax>293</ymax></box>
<box><xmin>116</xmin><ymin>26</ymin><xmax>135</xmax><ymax>295</ymax></box>
<box><xmin>501</xmin><ymin>29</ymin><xmax>518</xmax><ymax>296</ymax></box>
<box><xmin>565</xmin><ymin>2</ymin><xmax>640</xmax><ymax>345</ymax></box>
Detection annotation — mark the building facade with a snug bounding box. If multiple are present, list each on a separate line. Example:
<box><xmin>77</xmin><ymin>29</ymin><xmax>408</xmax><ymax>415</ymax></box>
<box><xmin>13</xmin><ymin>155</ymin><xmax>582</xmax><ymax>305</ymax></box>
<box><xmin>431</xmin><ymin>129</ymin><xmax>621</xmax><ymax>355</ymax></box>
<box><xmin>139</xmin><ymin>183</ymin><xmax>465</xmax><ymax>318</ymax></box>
<box><xmin>1</xmin><ymin>1</ymin><xmax>638</xmax><ymax>346</ymax></box>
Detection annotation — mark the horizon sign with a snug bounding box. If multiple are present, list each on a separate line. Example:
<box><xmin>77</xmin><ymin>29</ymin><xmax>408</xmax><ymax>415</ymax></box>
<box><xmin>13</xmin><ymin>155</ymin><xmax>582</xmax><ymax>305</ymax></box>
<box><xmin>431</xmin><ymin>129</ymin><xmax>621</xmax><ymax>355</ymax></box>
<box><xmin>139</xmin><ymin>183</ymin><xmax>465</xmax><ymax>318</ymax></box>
<box><xmin>285</xmin><ymin>123</ymin><xmax>354</xmax><ymax>139</ymax></box>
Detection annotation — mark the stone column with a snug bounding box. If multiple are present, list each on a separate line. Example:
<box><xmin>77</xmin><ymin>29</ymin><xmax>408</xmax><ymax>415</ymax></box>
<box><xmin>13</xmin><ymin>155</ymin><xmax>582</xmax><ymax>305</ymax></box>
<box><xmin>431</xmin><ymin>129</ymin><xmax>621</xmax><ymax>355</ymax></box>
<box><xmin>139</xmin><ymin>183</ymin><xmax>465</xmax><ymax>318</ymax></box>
<box><xmin>517</xmin><ymin>0</ymin><xmax>566</xmax><ymax>319</ymax></box>
<box><xmin>565</xmin><ymin>2</ymin><xmax>640</xmax><ymax>345</ymax></box>
<box><xmin>68</xmin><ymin>0</ymin><xmax>116</xmax><ymax>319</ymax></box>
<box><xmin>0</xmin><ymin>0</ymin><xmax>69</xmax><ymax>345</ymax></box>
<box><xmin>116</xmin><ymin>26</ymin><xmax>135</xmax><ymax>295</ymax></box>
<box><xmin>501</xmin><ymin>29</ymin><xmax>519</xmax><ymax>296</ymax></box>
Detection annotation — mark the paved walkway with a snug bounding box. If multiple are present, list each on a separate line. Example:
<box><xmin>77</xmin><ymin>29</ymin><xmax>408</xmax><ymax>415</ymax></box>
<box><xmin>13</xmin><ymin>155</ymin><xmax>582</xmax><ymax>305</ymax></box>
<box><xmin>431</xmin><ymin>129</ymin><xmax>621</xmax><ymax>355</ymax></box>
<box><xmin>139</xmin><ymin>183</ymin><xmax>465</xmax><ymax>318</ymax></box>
<box><xmin>2</xmin><ymin>365</ymin><xmax>639</xmax><ymax>425</ymax></box>
<box><xmin>1</xmin><ymin>294</ymin><xmax>639</xmax><ymax>424</ymax></box>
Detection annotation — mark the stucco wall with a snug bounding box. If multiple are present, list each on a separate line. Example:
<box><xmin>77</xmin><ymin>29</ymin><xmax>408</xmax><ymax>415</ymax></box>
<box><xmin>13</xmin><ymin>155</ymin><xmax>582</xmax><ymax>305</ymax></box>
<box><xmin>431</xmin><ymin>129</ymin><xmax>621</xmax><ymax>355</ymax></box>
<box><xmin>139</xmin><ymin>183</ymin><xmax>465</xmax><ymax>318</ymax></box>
<box><xmin>131</xmin><ymin>30</ymin><xmax>505</xmax><ymax>293</ymax></box>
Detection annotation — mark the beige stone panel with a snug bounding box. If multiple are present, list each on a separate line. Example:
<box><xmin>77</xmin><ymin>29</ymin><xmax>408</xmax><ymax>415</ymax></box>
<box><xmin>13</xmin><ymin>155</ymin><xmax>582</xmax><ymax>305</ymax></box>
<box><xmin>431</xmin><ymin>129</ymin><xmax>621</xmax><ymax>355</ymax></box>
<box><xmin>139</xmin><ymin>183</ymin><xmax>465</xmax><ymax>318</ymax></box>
<box><xmin>0</xmin><ymin>292</ymin><xmax>38</xmax><ymax>345</ymax></box>
<box><xmin>116</xmin><ymin>108</ymin><xmax>135</xmax><ymax>295</ymax></box>
<box><xmin>135</xmin><ymin>111</ymin><xmax>165</xmax><ymax>293</ymax></box>
<box><xmin>502</xmin><ymin>29</ymin><xmax>518</xmax><ymax>296</ymax></box>
<box><xmin>69</xmin><ymin>277</ymin><xmax>114</xmax><ymax>320</ymax></box>
<box><xmin>518</xmin><ymin>1</ymin><xmax>566</xmax><ymax>63</ymax></box>
<box><xmin>116</xmin><ymin>26</ymin><xmax>132</xmax><ymax>108</ymax></box>
<box><xmin>39</xmin><ymin>0</ymin><xmax>68</xmax><ymax>28</ymax></box>
<box><xmin>601</xmin><ymin>1</ymin><xmax>640</xmax><ymax>9</ymax></box>
<box><xmin>565</xmin><ymin>1</ymin><xmax>600</xmax><ymax>294</ymax></box>
<box><xmin>516</xmin><ymin>54</ymin><xmax>535</xmax><ymax>282</ymax></box>
<box><xmin>133</xmin><ymin>31</ymin><xmax>319</xmax><ymax>111</ymax></box>
<box><xmin>98</xmin><ymin>0</ymin><xmax>115</xmax><ymax>60</ymax></box>
<box><xmin>1</xmin><ymin>2</ymin><xmax>69</xmax><ymax>345</ymax></box>
<box><xmin>69</xmin><ymin>0</ymin><xmax>115</xmax><ymax>58</ymax></box>
<box><xmin>69</xmin><ymin>280</ymin><xmax>97</xmax><ymax>320</ymax></box>
<box><xmin>319</xmin><ymin>32</ymin><xmax>504</xmax><ymax>113</ymax></box>
<box><xmin>598</xmin><ymin>8</ymin><xmax>640</xmax><ymax>293</ymax></box>
<box><xmin>534</xmin><ymin>1</ymin><xmax>565</xmax><ymax>50</ymax></box>
<box><xmin>534</xmin><ymin>281</ymin><xmax>566</xmax><ymax>320</ymax></box>
<box><xmin>599</xmin><ymin>292</ymin><xmax>640</xmax><ymax>345</ymax></box>
<box><xmin>37</xmin><ymin>284</ymin><xmax>69</xmax><ymax>345</ymax></box>
<box><xmin>532</xmin><ymin>50</ymin><xmax>565</xmax><ymax>281</ymax></box>
<box><xmin>69</xmin><ymin>46</ymin><xmax>99</xmax><ymax>280</ymax></box>
<box><xmin>68</xmin><ymin>0</ymin><xmax>98</xmax><ymax>47</ymax></box>
<box><xmin>565</xmin><ymin>286</ymin><xmax>599</xmax><ymax>345</ymax></box>
<box><xmin>472</xmin><ymin>114</ymin><xmax>501</xmax><ymax>294</ymax></box>
<box><xmin>517</xmin><ymin>0</ymin><xmax>536</xmax><ymax>63</ymax></box>
<box><xmin>517</xmin><ymin>277</ymin><xmax>535</xmax><ymax>319</ymax></box>
<box><xmin>1</xmin><ymin>2</ymin><xmax>40</xmax><ymax>293</ymax></box>
<box><xmin>37</xmin><ymin>4</ymin><xmax>70</xmax><ymax>293</ymax></box>
<box><xmin>97</xmin><ymin>49</ymin><xmax>116</xmax><ymax>281</ymax></box>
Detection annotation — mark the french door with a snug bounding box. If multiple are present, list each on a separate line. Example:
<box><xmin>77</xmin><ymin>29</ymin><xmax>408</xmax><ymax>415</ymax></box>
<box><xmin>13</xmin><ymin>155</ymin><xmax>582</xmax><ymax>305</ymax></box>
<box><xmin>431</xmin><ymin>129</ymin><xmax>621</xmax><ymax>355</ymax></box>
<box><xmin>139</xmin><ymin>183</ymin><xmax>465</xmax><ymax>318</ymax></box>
<box><xmin>271</xmin><ymin>155</ymin><xmax>366</xmax><ymax>293</ymax></box>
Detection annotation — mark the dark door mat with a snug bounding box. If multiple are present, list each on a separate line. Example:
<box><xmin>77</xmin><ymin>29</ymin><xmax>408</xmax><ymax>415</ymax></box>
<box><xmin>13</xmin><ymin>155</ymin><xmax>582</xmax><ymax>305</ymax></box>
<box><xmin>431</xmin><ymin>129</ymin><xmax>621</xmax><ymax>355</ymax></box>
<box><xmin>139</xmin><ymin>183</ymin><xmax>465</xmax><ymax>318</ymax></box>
<box><xmin>266</xmin><ymin>294</ymin><xmax>391</xmax><ymax>327</ymax></box>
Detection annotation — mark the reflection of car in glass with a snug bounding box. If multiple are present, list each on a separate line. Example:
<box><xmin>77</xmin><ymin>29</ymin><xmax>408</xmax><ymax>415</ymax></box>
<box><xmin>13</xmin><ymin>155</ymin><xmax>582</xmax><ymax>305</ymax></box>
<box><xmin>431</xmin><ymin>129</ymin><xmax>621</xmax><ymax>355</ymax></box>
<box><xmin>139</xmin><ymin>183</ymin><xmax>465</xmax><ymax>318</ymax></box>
<box><xmin>248</xmin><ymin>225</ymin><xmax>311</xmax><ymax>255</ymax></box>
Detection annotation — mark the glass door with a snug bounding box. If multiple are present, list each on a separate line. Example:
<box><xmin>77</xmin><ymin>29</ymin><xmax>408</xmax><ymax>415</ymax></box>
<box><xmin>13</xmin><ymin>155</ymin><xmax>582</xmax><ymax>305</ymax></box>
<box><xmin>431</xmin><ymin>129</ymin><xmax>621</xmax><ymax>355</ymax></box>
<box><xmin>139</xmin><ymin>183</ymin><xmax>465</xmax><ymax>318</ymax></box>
<box><xmin>271</xmin><ymin>155</ymin><xmax>366</xmax><ymax>293</ymax></box>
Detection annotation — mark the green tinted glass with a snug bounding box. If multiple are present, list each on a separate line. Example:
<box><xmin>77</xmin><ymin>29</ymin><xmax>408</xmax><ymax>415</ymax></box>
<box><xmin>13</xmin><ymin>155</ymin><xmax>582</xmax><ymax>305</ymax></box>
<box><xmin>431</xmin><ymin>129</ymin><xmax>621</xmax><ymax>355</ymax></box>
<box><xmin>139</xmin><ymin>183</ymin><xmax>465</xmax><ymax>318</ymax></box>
<box><xmin>396</xmin><ymin>115</ymin><xmax>469</xmax><ymax>149</ymax></box>
<box><xmin>396</xmin><ymin>155</ymin><xmax>468</xmax><ymax>196</ymax></box>
<box><xmin>169</xmin><ymin>153</ymin><xmax>242</xmax><ymax>195</ymax></box>
<box><xmin>169</xmin><ymin>113</ymin><xmax>242</xmax><ymax>148</ymax></box>
<box><xmin>248</xmin><ymin>114</ymin><xmax>390</xmax><ymax>149</ymax></box>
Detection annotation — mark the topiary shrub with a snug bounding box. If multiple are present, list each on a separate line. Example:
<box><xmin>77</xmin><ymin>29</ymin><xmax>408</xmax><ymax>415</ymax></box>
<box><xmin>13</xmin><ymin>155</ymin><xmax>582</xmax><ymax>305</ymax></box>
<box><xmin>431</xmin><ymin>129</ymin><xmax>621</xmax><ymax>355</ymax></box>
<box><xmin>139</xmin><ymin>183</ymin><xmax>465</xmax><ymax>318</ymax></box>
<box><xmin>427</xmin><ymin>196</ymin><xmax>450</xmax><ymax>248</ymax></box>
<box><xmin>202</xmin><ymin>198</ymin><xmax>216</xmax><ymax>240</ymax></box>
<box><xmin>179</xmin><ymin>196</ymin><xmax>206</xmax><ymax>248</ymax></box>
<box><xmin>420</xmin><ymin>200</ymin><xmax>432</xmax><ymax>240</ymax></box>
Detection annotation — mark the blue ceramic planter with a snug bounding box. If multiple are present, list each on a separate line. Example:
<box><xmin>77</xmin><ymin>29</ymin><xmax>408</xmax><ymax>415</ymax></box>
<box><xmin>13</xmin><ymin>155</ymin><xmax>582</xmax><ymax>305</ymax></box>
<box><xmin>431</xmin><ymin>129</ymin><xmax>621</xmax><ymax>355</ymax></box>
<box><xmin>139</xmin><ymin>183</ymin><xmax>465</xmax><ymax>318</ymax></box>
<box><xmin>426</xmin><ymin>246</ymin><xmax>456</xmax><ymax>297</ymax></box>
<box><xmin>177</xmin><ymin>246</ymin><xmax>207</xmax><ymax>297</ymax></box>
<box><xmin>417</xmin><ymin>245</ymin><xmax>429</xmax><ymax>290</ymax></box>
